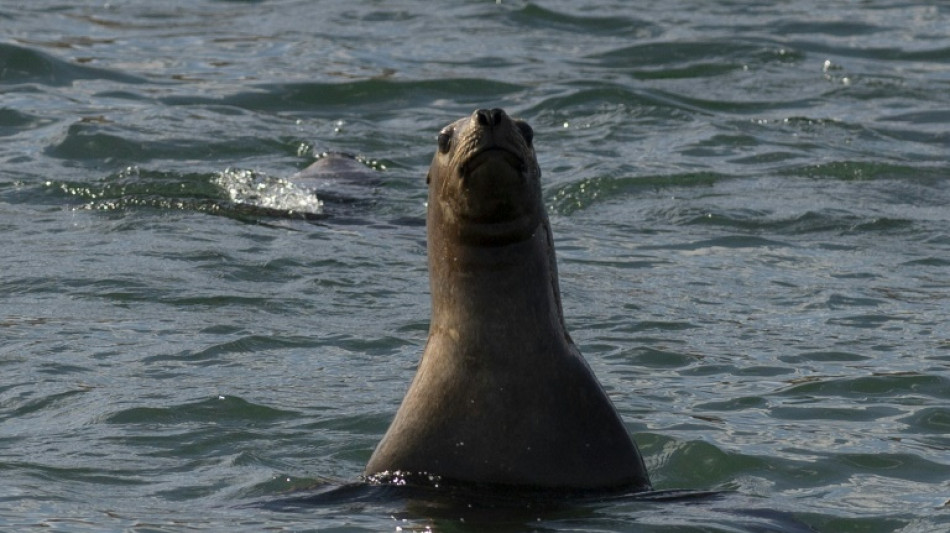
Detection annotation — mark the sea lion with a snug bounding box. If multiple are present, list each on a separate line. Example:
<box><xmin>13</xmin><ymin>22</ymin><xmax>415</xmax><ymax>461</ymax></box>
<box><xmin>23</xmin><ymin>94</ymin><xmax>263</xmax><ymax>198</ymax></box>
<box><xmin>217</xmin><ymin>152</ymin><xmax>379</xmax><ymax>220</ymax></box>
<box><xmin>289</xmin><ymin>152</ymin><xmax>379</xmax><ymax>205</ymax></box>
<box><xmin>364</xmin><ymin>108</ymin><xmax>652</xmax><ymax>491</ymax></box>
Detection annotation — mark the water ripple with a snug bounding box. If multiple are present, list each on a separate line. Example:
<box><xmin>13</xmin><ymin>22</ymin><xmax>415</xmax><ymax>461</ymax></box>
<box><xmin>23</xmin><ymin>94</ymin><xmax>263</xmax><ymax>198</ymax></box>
<box><xmin>3</xmin><ymin>1</ymin><xmax>950</xmax><ymax>531</ymax></box>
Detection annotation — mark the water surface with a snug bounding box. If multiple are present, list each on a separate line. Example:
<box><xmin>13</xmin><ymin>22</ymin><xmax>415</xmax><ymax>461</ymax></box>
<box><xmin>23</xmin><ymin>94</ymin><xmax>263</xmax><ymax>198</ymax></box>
<box><xmin>2</xmin><ymin>1</ymin><xmax>949</xmax><ymax>531</ymax></box>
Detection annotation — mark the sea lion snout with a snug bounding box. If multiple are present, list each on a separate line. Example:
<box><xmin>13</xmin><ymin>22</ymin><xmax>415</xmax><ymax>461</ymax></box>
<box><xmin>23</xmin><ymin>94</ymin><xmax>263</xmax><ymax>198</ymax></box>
<box><xmin>471</xmin><ymin>108</ymin><xmax>533</xmax><ymax>146</ymax></box>
<box><xmin>435</xmin><ymin>108</ymin><xmax>536</xmax><ymax>179</ymax></box>
<box><xmin>464</xmin><ymin>108</ymin><xmax>534</xmax><ymax>170</ymax></box>
<box><xmin>461</xmin><ymin>108</ymin><xmax>534</xmax><ymax>176</ymax></box>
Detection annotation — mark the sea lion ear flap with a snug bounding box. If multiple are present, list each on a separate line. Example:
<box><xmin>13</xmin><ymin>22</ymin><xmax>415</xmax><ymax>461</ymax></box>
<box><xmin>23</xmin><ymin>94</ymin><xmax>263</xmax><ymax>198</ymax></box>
<box><xmin>515</xmin><ymin>121</ymin><xmax>533</xmax><ymax>148</ymax></box>
<box><xmin>426</xmin><ymin>170</ymin><xmax>431</xmax><ymax>185</ymax></box>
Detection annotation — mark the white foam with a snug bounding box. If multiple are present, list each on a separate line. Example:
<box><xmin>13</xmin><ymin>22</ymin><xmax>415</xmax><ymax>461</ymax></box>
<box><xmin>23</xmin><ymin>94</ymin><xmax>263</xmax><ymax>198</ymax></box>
<box><xmin>214</xmin><ymin>168</ymin><xmax>324</xmax><ymax>215</ymax></box>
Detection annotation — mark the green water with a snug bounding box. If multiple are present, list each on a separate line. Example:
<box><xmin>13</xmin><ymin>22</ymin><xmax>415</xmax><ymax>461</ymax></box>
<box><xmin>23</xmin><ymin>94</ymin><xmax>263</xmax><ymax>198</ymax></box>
<box><xmin>2</xmin><ymin>1</ymin><xmax>949</xmax><ymax>531</ymax></box>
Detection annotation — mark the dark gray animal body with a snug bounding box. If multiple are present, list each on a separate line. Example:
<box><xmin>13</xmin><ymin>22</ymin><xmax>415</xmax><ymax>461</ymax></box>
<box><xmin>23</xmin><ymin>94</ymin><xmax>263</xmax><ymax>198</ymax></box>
<box><xmin>365</xmin><ymin>109</ymin><xmax>651</xmax><ymax>491</ymax></box>
<box><xmin>290</xmin><ymin>152</ymin><xmax>379</xmax><ymax>205</ymax></box>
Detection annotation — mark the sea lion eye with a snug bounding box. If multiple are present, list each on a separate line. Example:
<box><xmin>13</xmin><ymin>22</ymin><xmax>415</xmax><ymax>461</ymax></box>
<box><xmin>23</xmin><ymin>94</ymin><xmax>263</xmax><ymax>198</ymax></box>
<box><xmin>516</xmin><ymin>122</ymin><xmax>533</xmax><ymax>147</ymax></box>
<box><xmin>437</xmin><ymin>127</ymin><xmax>454</xmax><ymax>154</ymax></box>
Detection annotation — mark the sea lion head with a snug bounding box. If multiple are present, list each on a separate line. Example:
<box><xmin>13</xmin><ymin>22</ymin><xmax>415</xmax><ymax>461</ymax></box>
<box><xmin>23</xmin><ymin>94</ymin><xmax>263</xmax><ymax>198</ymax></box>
<box><xmin>426</xmin><ymin>108</ymin><xmax>543</xmax><ymax>246</ymax></box>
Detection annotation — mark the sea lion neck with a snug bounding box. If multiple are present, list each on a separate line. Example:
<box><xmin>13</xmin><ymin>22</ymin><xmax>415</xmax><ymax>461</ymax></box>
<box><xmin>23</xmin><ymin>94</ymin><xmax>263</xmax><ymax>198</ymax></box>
<box><xmin>426</xmin><ymin>221</ymin><xmax>568</xmax><ymax>353</ymax></box>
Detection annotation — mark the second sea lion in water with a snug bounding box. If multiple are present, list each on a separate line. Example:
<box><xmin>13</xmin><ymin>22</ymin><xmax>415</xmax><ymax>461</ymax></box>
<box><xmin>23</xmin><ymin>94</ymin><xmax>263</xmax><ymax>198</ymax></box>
<box><xmin>365</xmin><ymin>108</ymin><xmax>652</xmax><ymax>491</ymax></box>
<box><xmin>290</xmin><ymin>152</ymin><xmax>380</xmax><ymax>205</ymax></box>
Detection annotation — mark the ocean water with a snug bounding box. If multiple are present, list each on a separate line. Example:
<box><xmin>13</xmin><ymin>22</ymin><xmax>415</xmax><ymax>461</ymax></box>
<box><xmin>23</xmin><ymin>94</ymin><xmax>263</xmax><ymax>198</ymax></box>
<box><xmin>2</xmin><ymin>1</ymin><xmax>949</xmax><ymax>531</ymax></box>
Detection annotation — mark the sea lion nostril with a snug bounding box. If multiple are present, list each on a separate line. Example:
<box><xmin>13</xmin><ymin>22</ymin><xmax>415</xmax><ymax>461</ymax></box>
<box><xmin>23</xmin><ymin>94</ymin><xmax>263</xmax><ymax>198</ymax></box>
<box><xmin>490</xmin><ymin>108</ymin><xmax>506</xmax><ymax>126</ymax></box>
<box><xmin>475</xmin><ymin>109</ymin><xmax>491</xmax><ymax>126</ymax></box>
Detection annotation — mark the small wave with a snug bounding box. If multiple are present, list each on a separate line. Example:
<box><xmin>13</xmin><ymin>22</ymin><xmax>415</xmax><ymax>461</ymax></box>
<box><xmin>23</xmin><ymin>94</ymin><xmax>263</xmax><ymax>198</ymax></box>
<box><xmin>778</xmin><ymin>373</ymin><xmax>950</xmax><ymax>400</ymax></box>
<box><xmin>104</xmin><ymin>395</ymin><xmax>298</xmax><ymax>425</ymax></box>
<box><xmin>549</xmin><ymin>172</ymin><xmax>726</xmax><ymax>215</ymax></box>
<box><xmin>513</xmin><ymin>4</ymin><xmax>661</xmax><ymax>37</ymax></box>
<box><xmin>161</xmin><ymin>78</ymin><xmax>525</xmax><ymax>113</ymax></box>
<box><xmin>43</xmin><ymin>119</ymin><xmax>283</xmax><ymax>167</ymax></box>
<box><xmin>45</xmin><ymin>166</ymin><xmax>222</xmax><ymax>211</ymax></box>
<box><xmin>0</xmin><ymin>108</ymin><xmax>55</xmax><ymax>137</ymax></box>
<box><xmin>45</xmin><ymin>166</ymin><xmax>330</xmax><ymax>220</ymax></box>
<box><xmin>0</xmin><ymin>42</ymin><xmax>146</xmax><ymax>87</ymax></box>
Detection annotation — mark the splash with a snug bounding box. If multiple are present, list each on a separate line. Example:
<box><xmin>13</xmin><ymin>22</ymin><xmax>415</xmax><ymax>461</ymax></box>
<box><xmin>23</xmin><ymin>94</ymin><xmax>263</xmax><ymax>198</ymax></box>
<box><xmin>213</xmin><ymin>168</ymin><xmax>324</xmax><ymax>215</ymax></box>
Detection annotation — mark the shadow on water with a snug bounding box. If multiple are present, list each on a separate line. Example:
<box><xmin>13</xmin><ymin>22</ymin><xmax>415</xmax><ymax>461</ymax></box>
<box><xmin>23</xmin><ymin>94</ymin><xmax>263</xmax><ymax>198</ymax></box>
<box><xmin>253</xmin><ymin>480</ymin><xmax>816</xmax><ymax>532</ymax></box>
